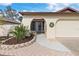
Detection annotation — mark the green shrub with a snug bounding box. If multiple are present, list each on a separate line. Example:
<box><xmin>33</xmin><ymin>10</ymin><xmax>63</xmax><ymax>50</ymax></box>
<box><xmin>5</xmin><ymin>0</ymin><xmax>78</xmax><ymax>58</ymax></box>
<box><xmin>9</xmin><ymin>24</ymin><xmax>30</xmax><ymax>43</ymax></box>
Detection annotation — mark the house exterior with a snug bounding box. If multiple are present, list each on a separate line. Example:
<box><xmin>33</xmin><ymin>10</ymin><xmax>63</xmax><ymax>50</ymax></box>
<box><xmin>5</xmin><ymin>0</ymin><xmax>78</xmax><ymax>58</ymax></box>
<box><xmin>0</xmin><ymin>7</ymin><xmax>79</xmax><ymax>40</ymax></box>
<box><xmin>20</xmin><ymin>7</ymin><xmax>79</xmax><ymax>40</ymax></box>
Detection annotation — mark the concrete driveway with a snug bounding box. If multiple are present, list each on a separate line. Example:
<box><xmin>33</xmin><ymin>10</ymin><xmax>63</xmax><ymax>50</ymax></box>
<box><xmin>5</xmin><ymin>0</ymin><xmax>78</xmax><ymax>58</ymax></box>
<box><xmin>57</xmin><ymin>37</ymin><xmax>79</xmax><ymax>56</ymax></box>
<box><xmin>36</xmin><ymin>34</ymin><xmax>79</xmax><ymax>56</ymax></box>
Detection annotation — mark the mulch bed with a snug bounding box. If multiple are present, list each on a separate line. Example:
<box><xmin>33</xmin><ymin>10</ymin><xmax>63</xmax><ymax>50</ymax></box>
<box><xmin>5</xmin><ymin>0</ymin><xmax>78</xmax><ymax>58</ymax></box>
<box><xmin>0</xmin><ymin>34</ymin><xmax>34</xmax><ymax>45</ymax></box>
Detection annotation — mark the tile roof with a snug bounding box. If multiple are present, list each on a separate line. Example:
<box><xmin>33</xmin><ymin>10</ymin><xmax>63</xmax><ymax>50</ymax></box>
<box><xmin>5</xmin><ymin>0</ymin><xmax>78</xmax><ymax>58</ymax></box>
<box><xmin>19</xmin><ymin>7</ymin><xmax>79</xmax><ymax>15</ymax></box>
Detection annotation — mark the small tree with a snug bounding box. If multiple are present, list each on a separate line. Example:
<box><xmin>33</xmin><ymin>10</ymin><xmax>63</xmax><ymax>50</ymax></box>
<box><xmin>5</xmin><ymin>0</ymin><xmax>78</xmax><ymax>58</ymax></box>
<box><xmin>5</xmin><ymin>6</ymin><xmax>23</xmax><ymax>22</ymax></box>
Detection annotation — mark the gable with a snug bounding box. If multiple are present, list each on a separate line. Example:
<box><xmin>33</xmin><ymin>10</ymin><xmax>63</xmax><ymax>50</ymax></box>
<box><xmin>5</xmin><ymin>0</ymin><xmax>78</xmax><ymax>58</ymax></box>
<box><xmin>63</xmin><ymin>10</ymin><xmax>74</xmax><ymax>13</ymax></box>
<box><xmin>56</xmin><ymin>7</ymin><xmax>78</xmax><ymax>13</ymax></box>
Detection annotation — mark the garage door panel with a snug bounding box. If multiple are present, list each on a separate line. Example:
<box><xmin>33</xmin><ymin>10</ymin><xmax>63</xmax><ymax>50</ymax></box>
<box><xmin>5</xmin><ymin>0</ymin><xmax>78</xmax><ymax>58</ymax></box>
<box><xmin>56</xmin><ymin>20</ymin><xmax>79</xmax><ymax>37</ymax></box>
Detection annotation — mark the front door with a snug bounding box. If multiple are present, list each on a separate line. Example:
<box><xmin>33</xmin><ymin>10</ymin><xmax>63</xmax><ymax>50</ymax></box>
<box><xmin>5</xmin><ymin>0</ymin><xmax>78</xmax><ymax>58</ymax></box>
<box><xmin>31</xmin><ymin>21</ymin><xmax>44</xmax><ymax>33</ymax></box>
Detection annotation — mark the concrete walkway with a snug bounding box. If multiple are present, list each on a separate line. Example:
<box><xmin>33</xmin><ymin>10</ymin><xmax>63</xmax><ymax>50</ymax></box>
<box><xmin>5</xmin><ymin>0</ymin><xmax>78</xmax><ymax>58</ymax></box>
<box><xmin>0</xmin><ymin>34</ymin><xmax>74</xmax><ymax>56</ymax></box>
<box><xmin>0</xmin><ymin>42</ymin><xmax>73</xmax><ymax>56</ymax></box>
<box><xmin>36</xmin><ymin>34</ymin><xmax>71</xmax><ymax>52</ymax></box>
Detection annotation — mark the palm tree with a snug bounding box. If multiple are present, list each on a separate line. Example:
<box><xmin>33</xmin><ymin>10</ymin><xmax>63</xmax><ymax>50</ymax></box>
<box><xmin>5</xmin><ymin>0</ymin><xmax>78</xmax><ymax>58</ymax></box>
<box><xmin>9</xmin><ymin>24</ymin><xmax>30</xmax><ymax>43</ymax></box>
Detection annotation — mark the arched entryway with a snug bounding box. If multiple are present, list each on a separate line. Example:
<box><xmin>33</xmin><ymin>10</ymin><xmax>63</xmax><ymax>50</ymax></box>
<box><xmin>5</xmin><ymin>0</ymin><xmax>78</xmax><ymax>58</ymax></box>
<box><xmin>31</xmin><ymin>19</ymin><xmax>45</xmax><ymax>33</ymax></box>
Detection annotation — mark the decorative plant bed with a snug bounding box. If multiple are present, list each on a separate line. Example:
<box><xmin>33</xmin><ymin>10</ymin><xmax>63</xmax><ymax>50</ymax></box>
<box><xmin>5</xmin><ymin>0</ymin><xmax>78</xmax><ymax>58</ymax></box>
<box><xmin>0</xmin><ymin>24</ymin><xmax>36</xmax><ymax>50</ymax></box>
<box><xmin>0</xmin><ymin>33</ymin><xmax>36</xmax><ymax>50</ymax></box>
<box><xmin>3</xmin><ymin>34</ymin><xmax>34</xmax><ymax>45</ymax></box>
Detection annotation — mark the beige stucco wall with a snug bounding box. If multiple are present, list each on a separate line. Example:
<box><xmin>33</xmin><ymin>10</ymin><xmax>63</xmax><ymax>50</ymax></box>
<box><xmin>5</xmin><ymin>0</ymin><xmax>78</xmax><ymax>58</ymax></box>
<box><xmin>22</xmin><ymin>13</ymin><xmax>79</xmax><ymax>40</ymax></box>
<box><xmin>0</xmin><ymin>24</ymin><xmax>17</xmax><ymax>36</ymax></box>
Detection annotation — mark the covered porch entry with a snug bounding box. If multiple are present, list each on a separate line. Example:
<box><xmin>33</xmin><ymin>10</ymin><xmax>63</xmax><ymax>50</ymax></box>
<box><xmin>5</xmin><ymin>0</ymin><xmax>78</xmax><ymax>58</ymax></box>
<box><xmin>31</xmin><ymin>19</ymin><xmax>45</xmax><ymax>33</ymax></box>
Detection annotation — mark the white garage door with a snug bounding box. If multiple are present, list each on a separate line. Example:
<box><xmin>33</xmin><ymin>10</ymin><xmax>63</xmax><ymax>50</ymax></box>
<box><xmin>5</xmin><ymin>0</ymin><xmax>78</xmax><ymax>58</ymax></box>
<box><xmin>56</xmin><ymin>19</ymin><xmax>79</xmax><ymax>37</ymax></box>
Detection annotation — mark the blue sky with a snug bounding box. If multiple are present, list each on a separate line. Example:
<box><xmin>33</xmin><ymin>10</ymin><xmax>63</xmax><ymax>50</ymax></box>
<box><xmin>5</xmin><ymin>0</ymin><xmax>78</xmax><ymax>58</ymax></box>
<box><xmin>0</xmin><ymin>3</ymin><xmax>79</xmax><ymax>12</ymax></box>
